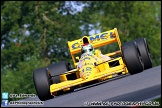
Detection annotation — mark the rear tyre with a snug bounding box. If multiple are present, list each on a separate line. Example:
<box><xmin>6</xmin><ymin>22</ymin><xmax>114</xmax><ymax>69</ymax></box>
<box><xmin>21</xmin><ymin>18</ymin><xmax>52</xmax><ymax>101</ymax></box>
<box><xmin>122</xmin><ymin>41</ymin><xmax>144</xmax><ymax>75</ymax></box>
<box><xmin>33</xmin><ymin>68</ymin><xmax>53</xmax><ymax>101</ymax></box>
<box><xmin>133</xmin><ymin>38</ymin><xmax>152</xmax><ymax>69</ymax></box>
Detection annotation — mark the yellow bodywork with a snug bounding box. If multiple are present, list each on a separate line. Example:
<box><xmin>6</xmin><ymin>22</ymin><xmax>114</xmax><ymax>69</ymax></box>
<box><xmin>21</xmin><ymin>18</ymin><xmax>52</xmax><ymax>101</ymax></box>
<box><xmin>50</xmin><ymin>28</ymin><xmax>128</xmax><ymax>95</ymax></box>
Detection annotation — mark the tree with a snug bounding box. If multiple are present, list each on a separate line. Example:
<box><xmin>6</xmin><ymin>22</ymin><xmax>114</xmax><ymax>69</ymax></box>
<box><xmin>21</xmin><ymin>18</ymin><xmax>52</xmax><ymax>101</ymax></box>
<box><xmin>78</xmin><ymin>1</ymin><xmax>161</xmax><ymax>66</ymax></box>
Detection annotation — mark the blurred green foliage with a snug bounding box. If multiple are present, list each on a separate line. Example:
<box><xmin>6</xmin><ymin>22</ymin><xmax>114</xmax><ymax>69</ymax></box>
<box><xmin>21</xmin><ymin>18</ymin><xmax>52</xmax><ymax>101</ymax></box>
<box><xmin>1</xmin><ymin>1</ymin><xmax>161</xmax><ymax>101</ymax></box>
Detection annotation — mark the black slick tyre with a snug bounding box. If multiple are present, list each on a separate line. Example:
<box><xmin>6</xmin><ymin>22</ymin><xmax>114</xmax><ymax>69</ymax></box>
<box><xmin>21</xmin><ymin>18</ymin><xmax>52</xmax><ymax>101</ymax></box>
<box><xmin>33</xmin><ymin>68</ymin><xmax>53</xmax><ymax>101</ymax></box>
<box><xmin>122</xmin><ymin>41</ymin><xmax>144</xmax><ymax>75</ymax></box>
<box><xmin>133</xmin><ymin>38</ymin><xmax>152</xmax><ymax>69</ymax></box>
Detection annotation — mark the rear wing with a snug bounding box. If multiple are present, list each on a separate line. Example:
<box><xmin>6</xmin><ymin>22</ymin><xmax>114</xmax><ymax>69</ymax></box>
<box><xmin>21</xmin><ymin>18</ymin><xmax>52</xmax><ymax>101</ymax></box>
<box><xmin>67</xmin><ymin>28</ymin><xmax>122</xmax><ymax>67</ymax></box>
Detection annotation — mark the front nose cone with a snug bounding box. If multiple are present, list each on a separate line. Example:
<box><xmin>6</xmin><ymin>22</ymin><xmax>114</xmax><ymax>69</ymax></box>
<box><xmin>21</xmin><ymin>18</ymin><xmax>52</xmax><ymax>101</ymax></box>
<box><xmin>79</xmin><ymin>65</ymin><xmax>96</xmax><ymax>80</ymax></box>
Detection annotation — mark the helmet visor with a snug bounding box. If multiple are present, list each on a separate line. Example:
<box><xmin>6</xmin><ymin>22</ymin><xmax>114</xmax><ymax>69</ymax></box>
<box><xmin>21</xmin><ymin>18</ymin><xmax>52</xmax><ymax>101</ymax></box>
<box><xmin>82</xmin><ymin>44</ymin><xmax>94</xmax><ymax>53</ymax></box>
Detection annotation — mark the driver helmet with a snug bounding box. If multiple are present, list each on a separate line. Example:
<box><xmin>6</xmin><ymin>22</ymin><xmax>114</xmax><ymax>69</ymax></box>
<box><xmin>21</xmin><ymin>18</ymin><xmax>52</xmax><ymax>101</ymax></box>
<box><xmin>81</xmin><ymin>44</ymin><xmax>94</xmax><ymax>54</ymax></box>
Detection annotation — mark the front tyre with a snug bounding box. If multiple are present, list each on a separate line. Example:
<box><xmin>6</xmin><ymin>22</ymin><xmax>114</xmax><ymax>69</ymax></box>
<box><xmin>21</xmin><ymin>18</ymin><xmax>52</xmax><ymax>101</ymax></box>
<box><xmin>47</xmin><ymin>61</ymin><xmax>74</xmax><ymax>94</ymax></box>
<box><xmin>47</xmin><ymin>61</ymin><xmax>71</xmax><ymax>83</ymax></box>
<box><xmin>33</xmin><ymin>68</ymin><xmax>53</xmax><ymax>101</ymax></box>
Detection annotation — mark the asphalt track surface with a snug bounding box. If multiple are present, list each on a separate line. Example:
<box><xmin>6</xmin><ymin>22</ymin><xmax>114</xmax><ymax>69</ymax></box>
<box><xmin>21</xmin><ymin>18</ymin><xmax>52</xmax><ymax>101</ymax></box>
<box><xmin>6</xmin><ymin>65</ymin><xmax>161</xmax><ymax>107</ymax></box>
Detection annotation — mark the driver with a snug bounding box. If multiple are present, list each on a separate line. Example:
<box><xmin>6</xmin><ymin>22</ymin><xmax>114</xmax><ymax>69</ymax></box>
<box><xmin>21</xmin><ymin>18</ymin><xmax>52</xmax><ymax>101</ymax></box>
<box><xmin>77</xmin><ymin>43</ymin><xmax>111</xmax><ymax>69</ymax></box>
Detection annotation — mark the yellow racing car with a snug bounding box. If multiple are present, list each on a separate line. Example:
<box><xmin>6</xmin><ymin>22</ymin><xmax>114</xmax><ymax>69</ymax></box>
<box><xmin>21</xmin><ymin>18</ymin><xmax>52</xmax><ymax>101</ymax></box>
<box><xmin>33</xmin><ymin>28</ymin><xmax>152</xmax><ymax>101</ymax></box>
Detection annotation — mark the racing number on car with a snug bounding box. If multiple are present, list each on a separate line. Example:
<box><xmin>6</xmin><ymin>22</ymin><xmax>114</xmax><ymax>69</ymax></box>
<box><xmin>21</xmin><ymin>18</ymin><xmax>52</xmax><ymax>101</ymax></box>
<box><xmin>86</xmin><ymin>67</ymin><xmax>92</xmax><ymax>71</ymax></box>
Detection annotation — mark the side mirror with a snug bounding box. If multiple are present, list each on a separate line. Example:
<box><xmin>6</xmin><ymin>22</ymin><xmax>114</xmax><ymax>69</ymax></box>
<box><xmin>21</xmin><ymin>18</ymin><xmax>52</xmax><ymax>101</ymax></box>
<box><xmin>75</xmin><ymin>56</ymin><xmax>80</xmax><ymax>61</ymax></box>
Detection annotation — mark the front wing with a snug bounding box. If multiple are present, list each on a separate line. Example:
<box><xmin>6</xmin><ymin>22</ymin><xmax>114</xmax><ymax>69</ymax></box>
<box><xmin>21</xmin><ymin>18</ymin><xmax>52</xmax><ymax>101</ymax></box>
<box><xmin>50</xmin><ymin>57</ymin><xmax>128</xmax><ymax>95</ymax></box>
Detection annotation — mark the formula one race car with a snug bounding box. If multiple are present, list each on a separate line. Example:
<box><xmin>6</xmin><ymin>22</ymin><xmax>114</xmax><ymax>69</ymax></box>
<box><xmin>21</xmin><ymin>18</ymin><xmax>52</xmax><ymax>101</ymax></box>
<box><xmin>33</xmin><ymin>28</ymin><xmax>152</xmax><ymax>101</ymax></box>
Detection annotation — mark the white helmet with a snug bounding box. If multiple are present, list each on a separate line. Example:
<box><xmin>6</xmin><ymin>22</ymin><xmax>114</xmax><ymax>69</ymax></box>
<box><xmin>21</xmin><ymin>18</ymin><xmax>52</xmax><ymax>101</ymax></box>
<box><xmin>81</xmin><ymin>44</ymin><xmax>94</xmax><ymax>54</ymax></box>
